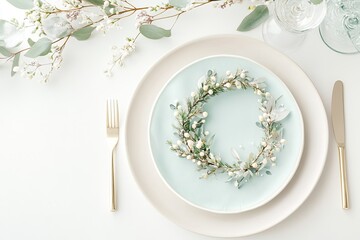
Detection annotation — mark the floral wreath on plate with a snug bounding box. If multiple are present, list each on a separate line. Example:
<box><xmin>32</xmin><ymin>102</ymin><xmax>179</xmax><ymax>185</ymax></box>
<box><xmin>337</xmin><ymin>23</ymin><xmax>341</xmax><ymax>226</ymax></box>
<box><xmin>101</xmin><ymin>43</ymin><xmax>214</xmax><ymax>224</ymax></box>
<box><xmin>167</xmin><ymin>68</ymin><xmax>290</xmax><ymax>189</ymax></box>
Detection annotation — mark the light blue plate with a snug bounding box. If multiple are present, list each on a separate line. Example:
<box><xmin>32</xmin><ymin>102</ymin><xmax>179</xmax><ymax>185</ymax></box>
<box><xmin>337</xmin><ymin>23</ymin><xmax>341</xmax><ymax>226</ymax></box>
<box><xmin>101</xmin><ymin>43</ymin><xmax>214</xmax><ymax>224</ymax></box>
<box><xmin>149</xmin><ymin>55</ymin><xmax>304</xmax><ymax>214</ymax></box>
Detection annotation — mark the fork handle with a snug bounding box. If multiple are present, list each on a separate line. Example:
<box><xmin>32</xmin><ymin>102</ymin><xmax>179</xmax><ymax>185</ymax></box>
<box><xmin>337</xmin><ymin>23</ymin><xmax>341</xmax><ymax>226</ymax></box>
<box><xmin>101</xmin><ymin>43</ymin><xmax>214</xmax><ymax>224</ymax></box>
<box><xmin>111</xmin><ymin>147</ymin><xmax>117</xmax><ymax>211</ymax></box>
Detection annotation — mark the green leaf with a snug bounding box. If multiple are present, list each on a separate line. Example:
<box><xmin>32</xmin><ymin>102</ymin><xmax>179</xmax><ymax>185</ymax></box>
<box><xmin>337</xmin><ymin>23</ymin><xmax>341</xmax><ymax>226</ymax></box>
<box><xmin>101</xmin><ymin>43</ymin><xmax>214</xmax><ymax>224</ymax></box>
<box><xmin>6</xmin><ymin>0</ymin><xmax>34</xmax><ymax>9</ymax></box>
<box><xmin>169</xmin><ymin>0</ymin><xmax>188</xmax><ymax>9</ymax></box>
<box><xmin>310</xmin><ymin>0</ymin><xmax>323</xmax><ymax>4</ymax></box>
<box><xmin>72</xmin><ymin>26</ymin><xmax>96</xmax><ymax>41</ymax></box>
<box><xmin>237</xmin><ymin>5</ymin><xmax>269</xmax><ymax>32</ymax></box>
<box><xmin>139</xmin><ymin>25</ymin><xmax>171</xmax><ymax>40</ymax></box>
<box><xmin>24</xmin><ymin>38</ymin><xmax>52</xmax><ymax>58</ymax></box>
<box><xmin>85</xmin><ymin>0</ymin><xmax>105</xmax><ymax>6</ymax></box>
<box><xmin>170</xmin><ymin>104</ymin><xmax>176</xmax><ymax>110</ymax></box>
<box><xmin>104</xmin><ymin>5</ymin><xmax>116</xmax><ymax>15</ymax></box>
<box><xmin>266</xmin><ymin>170</ymin><xmax>272</xmax><ymax>175</ymax></box>
<box><xmin>0</xmin><ymin>46</ymin><xmax>11</xmax><ymax>57</ymax></box>
<box><xmin>0</xmin><ymin>19</ymin><xmax>23</xmax><ymax>48</ymax></box>
<box><xmin>27</xmin><ymin>38</ymin><xmax>35</xmax><ymax>46</ymax></box>
<box><xmin>11</xmin><ymin>53</ymin><xmax>20</xmax><ymax>77</ymax></box>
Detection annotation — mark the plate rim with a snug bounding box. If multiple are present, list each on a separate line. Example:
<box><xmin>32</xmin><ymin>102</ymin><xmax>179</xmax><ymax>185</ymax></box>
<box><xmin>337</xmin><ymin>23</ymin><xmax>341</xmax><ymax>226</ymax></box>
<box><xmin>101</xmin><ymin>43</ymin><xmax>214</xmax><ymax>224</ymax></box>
<box><xmin>124</xmin><ymin>34</ymin><xmax>329</xmax><ymax>237</ymax></box>
<box><xmin>147</xmin><ymin>54</ymin><xmax>305</xmax><ymax>214</ymax></box>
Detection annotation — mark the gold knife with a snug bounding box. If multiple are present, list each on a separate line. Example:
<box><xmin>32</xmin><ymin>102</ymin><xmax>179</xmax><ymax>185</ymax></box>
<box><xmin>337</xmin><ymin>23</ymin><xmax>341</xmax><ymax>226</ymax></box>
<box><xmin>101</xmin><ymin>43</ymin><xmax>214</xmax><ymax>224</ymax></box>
<box><xmin>331</xmin><ymin>80</ymin><xmax>349</xmax><ymax>209</ymax></box>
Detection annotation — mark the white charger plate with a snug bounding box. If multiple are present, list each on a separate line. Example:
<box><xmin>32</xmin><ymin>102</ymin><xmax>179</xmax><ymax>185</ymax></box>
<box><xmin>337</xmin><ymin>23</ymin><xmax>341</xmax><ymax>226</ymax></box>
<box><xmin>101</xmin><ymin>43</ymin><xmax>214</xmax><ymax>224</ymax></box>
<box><xmin>149</xmin><ymin>55</ymin><xmax>304</xmax><ymax>214</ymax></box>
<box><xmin>125</xmin><ymin>34</ymin><xmax>328</xmax><ymax>237</ymax></box>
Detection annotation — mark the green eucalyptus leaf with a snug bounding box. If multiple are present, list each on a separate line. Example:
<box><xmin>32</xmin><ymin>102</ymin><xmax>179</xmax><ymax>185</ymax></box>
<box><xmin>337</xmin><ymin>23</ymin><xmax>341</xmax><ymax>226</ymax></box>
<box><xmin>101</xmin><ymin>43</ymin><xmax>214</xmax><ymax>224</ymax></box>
<box><xmin>11</xmin><ymin>53</ymin><xmax>20</xmax><ymax>77</ymax></box>
<box><xmin>24</xmin><ymin>38</ymin><xmax>52</xmax><ymax>58</ymax></box>
<box><xmin>0</xmin><ymin>46</ymin><xmax>11</xmax><ymax>57</ymax></box>
<box><xmin>0</xmin><ymin>19</ymin><xmax>23</xmax><ymax>48</ymax></box>
<box><xmin>72</xmin><ymin>26</ymin><xmax>96</xmax><ymax>41</ymax></box>
<box><xmin>169</xmin><ymin>0</ymin><xmax>188</xmax><ymax>9</ymax></box>
<box><xmin>139</xmin><ymin>24</ymin><xmax>171</xmax><ymax>40</ymax></box>
<box><xmin>310</xmin><ymin>0</ymin><xmax>323</xmax><ymax>4</ymax></box>
<box><xmin>104</xmin><ymin>5</ymin><xmax>116</xmax><ymax>15</ymax></box>
<box><xmin>6</xmin><ymin>0</ymin><xmax>34</xmax><ymax>9</ymax></box>
<box><xmin>85</xmin><ymin>0</ymin><xmax>105</xmax><ymax>6</ymax></box>
<box><xmin>266</xmin><ymin>170</ymin><xmax>272</xmax><ymax>175</ymax></box>
<box><xmin>28</xmin><ymin>38</ymin><xmax>35</xmax><ymax>46</ymax></box>
<box><xmin>43</xmin><ymin>17</ymin><xmax>72</xmax><ymax>39</ymax></box>
<box><xmin>237</xmin><ymin>5</ymin><xmax>269</xmax><ymax>32</ymax></box>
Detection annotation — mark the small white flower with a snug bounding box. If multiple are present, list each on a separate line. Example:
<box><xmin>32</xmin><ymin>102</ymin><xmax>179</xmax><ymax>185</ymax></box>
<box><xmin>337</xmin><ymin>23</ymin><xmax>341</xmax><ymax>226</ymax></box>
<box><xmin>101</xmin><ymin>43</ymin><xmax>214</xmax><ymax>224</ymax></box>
<box><xmin>234</xmin><ymin>181</ymin><xmax>239</xmax><ymax>187</ymax></box>
<box><xmin>12</xmin><ymin>66</ymin><xmax>19</xmax><ymax>73</ymax></box>
<box><xmin>177</xmin><ymin>105</ymin><xmax>182</xmax><ymax>110</ymax></box>
<box><xmin>196</xmin><ymin>140</ymin><xmax>203</xmax><ymax>149</ymax></box>
<box><xmin>186</xmin><ymin>155</ymin><xmax>192</xmax><ymax>160</ymax></box>
<box><xmin>271</xmin><ymin>157</ymin><xmax>277</xmax><ymax>162</ymax></box>
<box><xmin>172</xmin><ymin>144</ymin><xmax>179</xmax><ymax>149</ymax></box>
<box><xmin>265</xmin><ymin>92</ymin><xmax>271</xmax><ymax>98</ymax></box>
<box><xmin>202</xmin><ymin>112</ymin><xmax>208</xmax><ymax>118</ymax></box>
<box><xmin>187</xmin><ymin>140</ymin><xmax>194</xmax><ymax>148</ymax></box>
<box><xmin>210</xmin><ymin>76</ymin><xmax>216</xmax><ymax>81</ymax></box>
<box><xmin>192</xmin><ymin>159</ymin><xmax>196</xmax><ymax>163</ymax></box>
<box><xmin>258</xmin><ymin>115</ymin><xmax>264</xmax><ymax>122</ymax></box>
<box><xmin>191</xmin><ymin>92</ymin><xmax>196</xmax><ymax>97</ymax></box>
<box><xmin>224</xmin><ymin>82</ymin><xmax>232</xmax><ymax>88</ymax></box>
<box><xmin>203</xmin><ymin>85</ymin><xmax>209</xmax><ymax>91</ymax></box>
<box><xmin>240</xmin><ymin>72</ymin><xmax>246</xmax><ymax>78</ymax></box>
<box><xmin>280</xmin><ymin>139</ymin><xmax>286</xmax><ymax>144</ymax></box>
<box><xmin>201</xmin><ymin>119</ymin><xmax>205</xmax><ymax>123</ymax></box>
<box><xmin>261</xmin><ymin>141</ymin><xmax>267</xmax><ymax>147</ymax></box>
<box><xmin>184</xmin><ymin>132</ymin><xmax>190</xmax><ymax>138</ymax></box>
<box><xmin>228</xmin><ymin>171</ymin><xmax>234</xmax><ymax>176</ymax></box>
<box><xmin>204</xmin><ymin>131</ymin><xmax>209</xmax><ymax>136</ymax></box>
<box><xmin>103</xmin><ymin>0</ymin><xmax>110</xmax><ymax>7</ymax></box>
<box><xmin>176</xmin><ymin>140</ymin><xmax>182</xmax><ymax>145</ymax></box>
<box><xmin>192</xmin><ymin>124</ymin><xmax>197</xmax><ymax>129</ymax></box>
<box><xmin>174</xmin><ymin>110</ymin><xmax>179</xmax><ymax>117</ymax></box>
<box><xmin>197</xmin><ymin>161</ymin><xmax>202</xmax><ymax>166</ymax></box>
<box><xmin>252</xmin><ymin>162</ymin><xmax>258</xmax><ymax>168</ymax></box>
<box><xmin>199</xmin><ymin>151</ymin><xmax>205</xmax><ymax>157</ymax></box>
<box><xmin>215</xmin><ymin>83</ymin><xmax>220</xmax><ymax>87</ymax></box>
<box><xmin>208</xmin><ymin>89</ymin><xmax>213</xmax><ymax>95</ymax></box>
<box><xmin>226</xmin><ymin>70</ymin><xmax>231</xmax><ymax>76</ymax></box>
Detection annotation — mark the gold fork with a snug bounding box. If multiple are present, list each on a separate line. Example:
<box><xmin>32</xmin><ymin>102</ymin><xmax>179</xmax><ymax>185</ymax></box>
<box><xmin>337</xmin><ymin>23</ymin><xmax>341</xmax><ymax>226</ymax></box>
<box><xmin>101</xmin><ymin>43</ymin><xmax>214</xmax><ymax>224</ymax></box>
<box><xmin>106</xmin><ymin>99</ymin><xmax>119</xmax><ymax>211</ymax></box>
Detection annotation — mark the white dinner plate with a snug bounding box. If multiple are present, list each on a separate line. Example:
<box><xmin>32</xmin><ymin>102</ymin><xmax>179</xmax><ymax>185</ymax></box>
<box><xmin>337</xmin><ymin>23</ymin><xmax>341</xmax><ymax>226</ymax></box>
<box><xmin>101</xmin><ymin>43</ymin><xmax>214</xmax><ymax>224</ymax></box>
<box><xmin>149</xmin><ymin>55</ymin><xmax>304</xmax><ymax>214</ymax></box>
<box><xmin>125</xmin><ymin>34</ymin><xmax>328</xmax><ymax>237</ymax></box>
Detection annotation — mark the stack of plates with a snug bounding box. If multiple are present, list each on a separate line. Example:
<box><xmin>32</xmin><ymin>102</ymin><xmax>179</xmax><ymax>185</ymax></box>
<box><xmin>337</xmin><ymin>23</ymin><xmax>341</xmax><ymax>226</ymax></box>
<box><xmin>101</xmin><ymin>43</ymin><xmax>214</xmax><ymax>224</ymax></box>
<box><xmin>125</xmin><ymin>35</ymin><xmax>328</xmax><ymax>237</ymax></box>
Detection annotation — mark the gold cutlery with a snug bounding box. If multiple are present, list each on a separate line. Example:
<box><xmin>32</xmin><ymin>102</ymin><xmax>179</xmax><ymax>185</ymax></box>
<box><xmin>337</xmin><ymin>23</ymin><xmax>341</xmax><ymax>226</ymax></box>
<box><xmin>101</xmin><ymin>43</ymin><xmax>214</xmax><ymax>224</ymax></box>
<box><xmin>106</xmin><ymin>99</ymin><xmax>120</xmax><ymax>211</ymax></box>
<box><xmin>331</xmin><ymin>80</ymin><xmax>349</xmax><ymax>209</ymax></box>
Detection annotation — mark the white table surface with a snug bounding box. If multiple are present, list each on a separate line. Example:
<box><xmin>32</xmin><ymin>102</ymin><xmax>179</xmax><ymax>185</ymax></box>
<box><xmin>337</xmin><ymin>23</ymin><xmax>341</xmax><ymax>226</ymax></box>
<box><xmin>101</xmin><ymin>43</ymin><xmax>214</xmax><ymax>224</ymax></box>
<box><xmin>0</xmin><ymin>1</ymin><xmax>359</xmax><ymax>239</ymax></box>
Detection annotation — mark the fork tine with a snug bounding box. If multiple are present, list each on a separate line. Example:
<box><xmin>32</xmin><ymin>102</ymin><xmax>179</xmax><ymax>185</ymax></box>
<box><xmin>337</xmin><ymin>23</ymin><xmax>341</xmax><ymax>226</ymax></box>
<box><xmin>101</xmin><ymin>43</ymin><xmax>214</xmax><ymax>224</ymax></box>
<box><xmin>115</xmin><ymin>100</ymin><xmax>119</xmax><ymax>128</ymax></box>
<box><xmin>110</xmin><ymin>99</ymin><xmax>114</xmax><ymax>128</ymax></box>
<box><xmin>106</xmin><ymin>99</ymin><xmax>110</xmax><ymax>128</ymax></box>
<box><xmin>112</xmin><ymin>99</ymin><xmax>116</xmax><ymax>128</ymax></box>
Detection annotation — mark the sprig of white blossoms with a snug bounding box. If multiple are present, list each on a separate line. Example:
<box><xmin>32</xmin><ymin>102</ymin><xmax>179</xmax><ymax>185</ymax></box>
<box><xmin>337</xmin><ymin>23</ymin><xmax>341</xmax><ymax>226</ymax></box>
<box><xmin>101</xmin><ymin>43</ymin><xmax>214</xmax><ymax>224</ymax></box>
<box><xmin>1</xmin><ymin>0</ymin><xmax>250</xmax><ymax>82</ymax></box>
<box><xmin>168</xmin><ymin>68</ymin><xmax>290</xmax><ymax>189</ymax></box>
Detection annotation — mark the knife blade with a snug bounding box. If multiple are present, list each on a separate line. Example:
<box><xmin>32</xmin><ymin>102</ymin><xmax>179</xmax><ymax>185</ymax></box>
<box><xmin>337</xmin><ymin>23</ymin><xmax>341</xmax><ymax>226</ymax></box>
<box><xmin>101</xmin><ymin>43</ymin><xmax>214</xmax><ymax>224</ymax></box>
<box><xmin>331</xmin><ymin>80</ymin><xmax>349</xmax><ymax>209</ymax></box>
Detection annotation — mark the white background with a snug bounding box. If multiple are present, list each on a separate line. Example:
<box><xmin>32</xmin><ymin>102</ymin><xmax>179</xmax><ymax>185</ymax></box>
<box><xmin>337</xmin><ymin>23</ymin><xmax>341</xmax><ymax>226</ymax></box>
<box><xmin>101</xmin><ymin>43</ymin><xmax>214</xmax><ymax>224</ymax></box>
<box><xmin>0</xmin><ymin>0</ymin><xmax>359</xmax><ymax>239</ymax></box>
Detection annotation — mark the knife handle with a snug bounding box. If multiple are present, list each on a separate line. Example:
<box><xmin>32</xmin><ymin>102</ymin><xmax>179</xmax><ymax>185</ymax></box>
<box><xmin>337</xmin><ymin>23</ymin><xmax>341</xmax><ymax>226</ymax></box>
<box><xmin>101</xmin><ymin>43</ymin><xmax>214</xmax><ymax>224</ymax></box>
<box><xmin>338</xmin><ymin>146</ymin><xmax>349</xmax><ymax>209</ymax></box>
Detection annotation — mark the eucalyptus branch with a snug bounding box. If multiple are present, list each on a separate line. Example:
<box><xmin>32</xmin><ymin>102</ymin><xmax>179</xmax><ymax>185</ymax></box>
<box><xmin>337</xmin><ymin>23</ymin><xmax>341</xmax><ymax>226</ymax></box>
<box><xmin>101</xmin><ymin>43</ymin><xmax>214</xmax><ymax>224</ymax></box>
<box><xmin>0</xmin><ymin>0</ymin><xmax>272</xmax><ymax>82</ymax></box>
